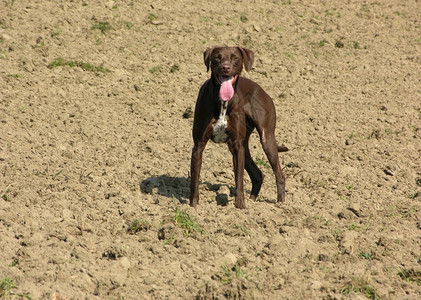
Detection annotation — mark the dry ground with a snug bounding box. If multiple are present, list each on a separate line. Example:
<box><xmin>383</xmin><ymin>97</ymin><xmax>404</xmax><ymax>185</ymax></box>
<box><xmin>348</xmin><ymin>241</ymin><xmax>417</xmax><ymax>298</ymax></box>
<box><xmin>1</xmin><ymin>0</ymin><xmax>421</xmax><ymax>299</ymax></box>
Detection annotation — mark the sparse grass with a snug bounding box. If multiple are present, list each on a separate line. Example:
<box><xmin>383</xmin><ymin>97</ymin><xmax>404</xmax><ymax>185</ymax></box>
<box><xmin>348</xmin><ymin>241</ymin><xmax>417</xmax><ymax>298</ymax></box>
<box><xmin>221</xmin><ymin>264</ymin><xmax>243</xmax><ymax>283</ymax></box>
<box><xmin>398</xmin><ymin>269</ymin><xmax>421</xmax><ymax>285</ymax></box>
<box><xmin>319</xmin><ymin>39</ymin><xmax>328</xmax><ymax>47</ymax></box>
<box><xmin>174</xmin><ymin>206</ymin><xmax>202</xmax><ymax>236</ymax></box>
<box><xmin>163</xmin><ymin>232</ymin><xmax>176</xmax><ymax>245</ymax></box>
<box><xmin>149</xmin><ymin>65</ymin><xmax>162</xmax><ymax>74</ymax></box>
<box><xmin>8</xmin><ymin>74</ymin><xmax>22</xmax><ymax>78</ymax></box>
<box><xmin>11</xmin><ymin>258</ymin><xmax>19</xmax><ymax>267</ymax></box>
<box><xmin>127</xmin><ymin>219</ymin><xmax>151</xmax><ymax>234</ymax></box>
<box><xmin>51</xmin><ymin>26</ymin><xmax>62</xmax><ymax>37</ymax></box>
<box><xmin>314</xmin><ymin>214</ymin><xmax>331</xmax><ymax>226</ymax></box>
<box><xmin>341</xmin><ymin>277</ymin><xmax>379</xmax><ymax>299</ymax></box>
<box><xmin>4</xmin><ymin>0</ymin><xmax>16</xmax><ymax>7</ymax></box>
<box><xmin>401</xmin><ymin>206</ymin><xmax>417</xmax><ymax>218</ymax></box>
<box><xmin>353</xmin><ymin>41</ymin><xmax>361</xmax><ymax>49</ymax></box>
<box><xmin>2</xmin><ymin>191</ymin><xmax>11</xmax><ymax>201</ymax></box>
<box><xmin>170</xmin><ymin>64</ymin><xmax>179</xmax><ymax>73</ymax></box>
<box><xmin>285</xmin><ymin>51</ymin><xmax>294</xmax><ymax>59</ymax></box>
<box><xmin>0</xmin><ymin>278</ymin><xmax>14</xmax><ymax>299</ymax></box>
<box><xmin>408</xmin><ymin>191</ymin><xmax>419</xmax><ymax>199</ymax></box>
<box><xmin>124</xmin><ymin>21</ymin><xmax>134</xmax><ymax>29</ymax></box>
<box><xmin>0</xmin><ymin>277</ymin><xmax>32</xmax><ymax>299</ymax></box>
<box><xmin>148</xmin><ymin>14</ymin><xmax>158</xmax><ymax>23</ymax></box>
<box><xmin>255</xmin><ymin>157</ymin><xmax>270</xmax><ymax>168</ymax></box>
<box><xmin>359</xmin><ymin>251</ymin><xmax>374</xmax><ymax>260</ymax></box>
<box><xmin>219</xmin><ymin>264</ymin><xmax>259</xmax><ymax>289</ymax></box>
<box><xmin>48</xmin><ymin>58</ymin><xmax>110</xmax><ymax>72</ymax></box>
<box><xmin>278</xmin><ymin>92</ymin><xmax>287</xmax><ymax>99</ymax></box>
<box><xmin>348</xmin><ymin>223</ymin><xmax>368</xmax><ymax>231</ymax></box>
<box><xmin>233</xmin><ymin>224</ymin><xmax>249</xmax><ymax>236</ymax></box>
<box><xmin>91</xmin><ymin>21</ymin><xmax>112</xmax><ymax>34</ymax></box>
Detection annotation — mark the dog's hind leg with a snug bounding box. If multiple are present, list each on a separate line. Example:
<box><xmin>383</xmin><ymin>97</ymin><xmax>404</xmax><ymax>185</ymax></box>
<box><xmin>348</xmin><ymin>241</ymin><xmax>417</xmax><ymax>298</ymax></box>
<box><xmin>244</xmin><ymin>130</ymin><xmax>264</xmax><ymax>201</ymax></box>
<box><xmin>260</xmin><ymin>130</ymin><xmax>286</xmax><ymax>203</ymax></box>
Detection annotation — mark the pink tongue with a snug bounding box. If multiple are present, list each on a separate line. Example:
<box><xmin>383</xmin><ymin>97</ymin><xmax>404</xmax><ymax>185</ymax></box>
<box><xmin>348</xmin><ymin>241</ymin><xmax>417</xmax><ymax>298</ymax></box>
<box><xmin>219</xmin><ymin>79</ymin><xmax>234</xmax><ymax>101</ymax></box>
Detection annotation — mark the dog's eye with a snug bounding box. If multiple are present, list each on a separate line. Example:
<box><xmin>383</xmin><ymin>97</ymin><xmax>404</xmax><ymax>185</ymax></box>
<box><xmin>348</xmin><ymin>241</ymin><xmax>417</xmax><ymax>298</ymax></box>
<box><xmin>214</xmin><ymin>54</ymin><xmax>222</xmax><ymax>62</ymax></box>
<box><xmin>231</xmin><ymin>54</ymin><xmax>239</xmax><ymax>61</ymax></box>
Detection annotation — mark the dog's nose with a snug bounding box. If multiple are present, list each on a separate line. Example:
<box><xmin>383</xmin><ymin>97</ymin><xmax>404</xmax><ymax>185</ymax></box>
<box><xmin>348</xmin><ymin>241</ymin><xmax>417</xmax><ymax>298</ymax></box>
<box><xmin>221</xmin><ymin>64</ymin><xmax>231</xmax><ymax>73</ymax></box>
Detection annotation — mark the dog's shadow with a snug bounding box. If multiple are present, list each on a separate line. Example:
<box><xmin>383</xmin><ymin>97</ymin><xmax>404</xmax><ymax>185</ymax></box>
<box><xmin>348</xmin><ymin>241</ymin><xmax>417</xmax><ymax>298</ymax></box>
<box><xmin>140</xmin><ymin>175</ymin><xmax>234</xmax><ymax>206</ymax></box>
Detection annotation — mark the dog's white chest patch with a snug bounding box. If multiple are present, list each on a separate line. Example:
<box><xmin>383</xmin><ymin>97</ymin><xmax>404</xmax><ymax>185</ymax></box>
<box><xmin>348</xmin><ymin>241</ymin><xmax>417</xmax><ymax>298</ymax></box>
<box><xmin>212</xmin><ymin>117</ymin><xmax>228</xmax><ymax>143</ymax></box>
<box><xmin>211</xmin><ymin>101</ymin><xmax>228</xmax><ymax>143</ymax></box>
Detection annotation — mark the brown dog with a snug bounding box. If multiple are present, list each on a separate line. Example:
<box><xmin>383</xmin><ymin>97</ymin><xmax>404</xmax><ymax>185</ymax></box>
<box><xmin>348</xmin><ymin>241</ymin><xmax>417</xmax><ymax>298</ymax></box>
<box><xmin>189</xmin><ymin>46</ymin><xmax>288</xmax><ymax>209</ymax></box>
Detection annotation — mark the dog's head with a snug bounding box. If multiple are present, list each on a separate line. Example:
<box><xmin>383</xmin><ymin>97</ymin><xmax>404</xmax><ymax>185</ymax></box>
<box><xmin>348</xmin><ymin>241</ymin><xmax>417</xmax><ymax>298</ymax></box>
<box><xmin>203</xmin><ymin>46</ymin><xmax>254</xmax><ymax>85</ymax></box>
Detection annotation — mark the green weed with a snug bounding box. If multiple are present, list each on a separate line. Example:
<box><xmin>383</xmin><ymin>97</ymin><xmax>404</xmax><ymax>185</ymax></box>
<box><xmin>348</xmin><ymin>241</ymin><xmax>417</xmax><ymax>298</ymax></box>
<box><xmin>359</xmin><ymin>251</ymin><xmax>374</xmax><ymax>260</ymax></box>
<box><xmin>408</xmin><ymin>191</ymin><xmax>419</xmax><ymax>199</ymax></box>
<box><xmin>221</xmin><ymin>264</ymin><xmax>243</xmax><ymax>283</ymax></box>
<box><xmin>148</xmin><ymin>14</ymin><xmax>158</xmax><ymax>22</ymax></box>
<box><xmin>170</xmin><ymin>64</ymin><xmax>179</xmax><ymax>73</ymax></box>
<box><xmin>2</xmin><ymin>191</ymin><xmax>10</xmax><ymax>201</ymax></box>
<box><xmin>4</xmin><ymin>0</ymin><xmax>16</xmax><ymax>7</ymax></box>
<box><xmin>255</xmin><ymin>157</ymin><xmax>270</xmax><ymax>168</ymax></box>
<box><xmin>149</xmin><ymin>66</ymin><xmax>162</xmax><ymax>74</ymax></box>
<box><xmin>51</xmin><ymin>26</ymin><xmax>62</xmax><ymax>37</ymax></box>
<box><xmin>341</xmin><ymin>277</ymin><xmax>379</xmax><ymax>299</ymax></box>
<box><xmin>398</xmin><ymin>269</ymin><xmax>421</xmax><ymax>285</ymax></box>
<box><xmin>0</xmin><ymin>277</ymin><xmax>32</xmax><ymax>299</ymax></box>
<box><xmin>174</xmin><ymin>206</ymin><xmax>202</xmax><ymax>236</ymax></box>
<box><xmin>124</xmin><ymin>21</ymin><xmax>134</xmax><ymax>29</ymax></box>
<box><xmin>11</xmin><ymin>258</ymin><xmax>19</xmax><ymax>267</ymax></box>
<box><xmin>163</xmin><ymin>232</ymin><xmax>176</xmax><ymax>245</ymax></box>
<box><xmin>285</xmin><ymin>51</ymin><xmax>294</xmax><ymax>59</ymax></box>
<box><xmin>0</xmin><ymin>278</ymin><xmax>13</xmax><ymax>298</ymax></box>
<box><xmin>127</xmin><ymin>219</ymin><xmax>151</xmax><ymax>234</ymax></box>
<box><xmin>353</xmin><ymin>41</ymin><xmax>361</xmax><ymax>49</ymax></box>
<box><xmin>233</xmin><ymin>224</ymin><xmax>249</xmax><ymax>236</ymax></box>
<box><xmin>8</xmin><ymin>74</ymin><xmax>22</xmax><ymax>78</ymax></box>
<box><xmin>91</xmin><ymin>21</ymin><xmax>112</xmax><ymax>34</ymax></box>
<box><xmin>48</xmin><ymin>58</ymin><xmax>110</xmax><ymax>72</ymax></box>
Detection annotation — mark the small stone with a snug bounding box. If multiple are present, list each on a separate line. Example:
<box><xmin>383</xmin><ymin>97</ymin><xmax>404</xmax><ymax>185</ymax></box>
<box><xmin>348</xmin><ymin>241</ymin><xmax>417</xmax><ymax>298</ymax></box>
<box><xmin>310</xmin><ymin>280</ymin><xmax>323</xmax><ymax>290</ymax></box>
<box><xmin>120</xmin><ymin>257</ymin><xmax>131</xmax><ymax>270</ymax></box>
<box><xmin>220</xmin><ymin>253</ymin><xmax>237</xmax><ymax>266</ymax></box>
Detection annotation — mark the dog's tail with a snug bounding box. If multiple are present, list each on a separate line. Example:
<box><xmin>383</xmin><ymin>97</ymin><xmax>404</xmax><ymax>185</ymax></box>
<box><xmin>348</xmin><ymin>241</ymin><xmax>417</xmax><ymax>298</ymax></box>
<box><xmin>277</xmin><ymin>145</ymin><xmax>289</xmax><ymax>152</ymax></box>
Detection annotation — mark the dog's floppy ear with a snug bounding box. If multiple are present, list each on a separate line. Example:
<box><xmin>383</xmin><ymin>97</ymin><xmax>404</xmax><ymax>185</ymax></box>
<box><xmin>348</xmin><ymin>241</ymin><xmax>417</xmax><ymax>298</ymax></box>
<box><xmin>237</xmin><ymin>47</ymin><xmax>254</xmax><ymax>72</ymax></box>
<box><xmin>203</xmin><ymin>48</ymin><xmax>214</xmax><ymax>72</ymax></box>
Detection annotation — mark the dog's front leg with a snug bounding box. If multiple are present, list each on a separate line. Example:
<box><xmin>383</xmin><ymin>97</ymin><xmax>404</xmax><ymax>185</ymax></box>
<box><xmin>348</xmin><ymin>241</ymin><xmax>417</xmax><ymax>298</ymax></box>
<box><xmin>189</xmin><ymin>140</ymin><xmax>207</xmax><ymax>207</ymax></box>
<box><xmin>228</xmin><ymin>140</ymin><xmax>246</xmax><ymax>209</ymax></box>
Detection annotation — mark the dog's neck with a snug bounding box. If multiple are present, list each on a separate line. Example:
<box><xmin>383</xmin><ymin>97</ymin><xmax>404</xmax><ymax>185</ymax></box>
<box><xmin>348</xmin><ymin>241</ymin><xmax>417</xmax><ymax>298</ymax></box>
<box><xmin>211</xmin><ymin>100</ymin><xmax>229</xmax><ymax>143</ymax></box>
<box><xmin>218</xmin><ymin>99</ymin><xmax>228</xmax><ymax>119</ymax></box>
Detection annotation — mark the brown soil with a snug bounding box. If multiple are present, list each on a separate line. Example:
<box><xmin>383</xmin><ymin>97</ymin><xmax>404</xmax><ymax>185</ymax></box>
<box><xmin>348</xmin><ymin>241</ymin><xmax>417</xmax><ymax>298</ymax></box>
<box><xmin>1</xmin><ymin>0</ymin><xmax>421</xmax><ymax>299</ymax></box>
